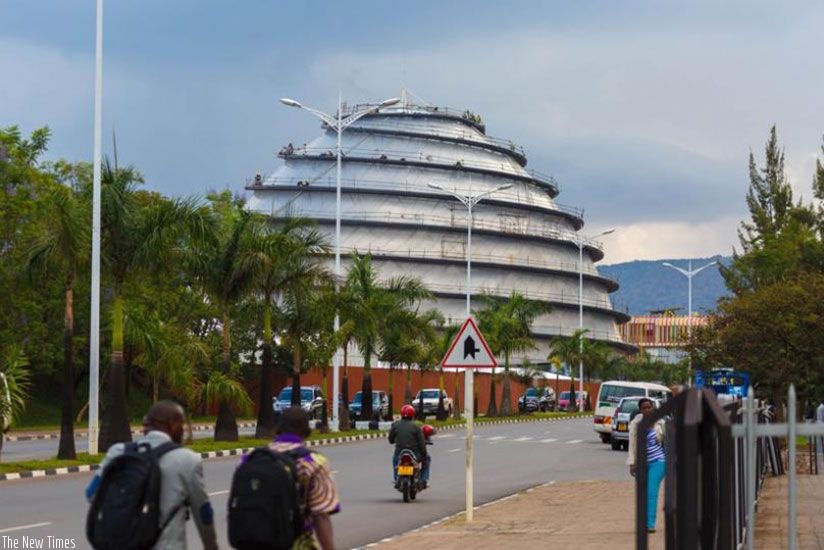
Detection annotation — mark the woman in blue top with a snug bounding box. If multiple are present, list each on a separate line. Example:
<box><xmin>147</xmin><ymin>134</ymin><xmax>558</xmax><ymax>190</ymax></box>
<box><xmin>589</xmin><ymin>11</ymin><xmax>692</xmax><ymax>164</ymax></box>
<box><xmin>627</xmin><ymin>397</ymin><xmax>666</xmax><ymax>533</ymax></box>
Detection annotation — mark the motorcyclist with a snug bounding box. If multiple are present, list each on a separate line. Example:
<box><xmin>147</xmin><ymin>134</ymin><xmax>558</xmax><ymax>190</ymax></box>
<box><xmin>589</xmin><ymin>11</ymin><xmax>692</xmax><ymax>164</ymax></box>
<box><xmin>389</xmin><ymin>404</ymin><xmax>427</xmax><ymax>486</ymax></box>
<box><xmin>420</xmin><ymin>424</ymin><xmax>436</xmax><ymax>488</ymax></box>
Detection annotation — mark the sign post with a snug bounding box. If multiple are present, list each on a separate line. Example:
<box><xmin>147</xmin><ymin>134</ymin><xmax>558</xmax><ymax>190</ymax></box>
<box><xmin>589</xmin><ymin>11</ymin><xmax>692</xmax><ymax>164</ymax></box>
<box><xmin>441</xmin><ymin>317</ymin><xmax>496</xmax><ymax>522</ymax></box>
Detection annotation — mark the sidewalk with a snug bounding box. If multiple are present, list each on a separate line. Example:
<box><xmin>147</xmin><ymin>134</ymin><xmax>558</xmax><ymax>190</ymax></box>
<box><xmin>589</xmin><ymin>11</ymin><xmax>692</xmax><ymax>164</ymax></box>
<box><xmin>754</xmin><ymin>474</ymin><xmax>824</xmax><ymax>550</ymax></box>
<box><xmin>370</xmin><ymin>474</ymin><xmax>824</xmax><ymax>550</ymax></box>
<box><xmin>371</xmin><ymin>480</ymin><xmax>665</xmax><ymax>550</ymax></box>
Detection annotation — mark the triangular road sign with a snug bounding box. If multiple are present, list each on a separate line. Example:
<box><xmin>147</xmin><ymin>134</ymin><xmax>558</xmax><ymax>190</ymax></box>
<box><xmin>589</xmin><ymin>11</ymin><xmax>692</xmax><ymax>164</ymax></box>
<box><xmin>442</xmin><ymin>317</ymin><xmax>497</xmax><ymax>368</ymax></box>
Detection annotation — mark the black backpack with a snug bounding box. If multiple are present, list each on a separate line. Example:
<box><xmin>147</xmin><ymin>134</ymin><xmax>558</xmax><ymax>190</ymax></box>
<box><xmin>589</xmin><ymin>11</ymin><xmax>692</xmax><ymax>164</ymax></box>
<box><xmin>86</xmin><ymin>441</ymin><xmax>183</xmax><ymax>550</ymax></box>
<box><xmin>228</xmin><ymin>446</ymin><xmax>311</xmax><ymax>550</ymax></box>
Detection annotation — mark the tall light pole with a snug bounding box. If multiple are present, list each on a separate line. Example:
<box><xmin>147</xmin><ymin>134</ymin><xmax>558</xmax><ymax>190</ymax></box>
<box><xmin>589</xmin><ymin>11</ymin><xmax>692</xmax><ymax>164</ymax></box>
<box><xmin>88</xmin><ymin>0</ymin><xmax>104</xmax><ymax>455</ymax></box>
<box><xmin>577</xmin><ymin>228</ymin><xmax>615</xmax><ymax>411</ymax></box>
<box><xmin>662</xmin><ymin>259</ymin><xmax>717</xmax><ymax>380</ymax></box>
<box><xmin>427</xmin><ymin>181</ymin><xmax>511</xmax><ymax>522</ymax></box>
<box><xmin>281</xmin><ymin>94</ymin><xmax>400</xmax><ymax>430</ymax></box>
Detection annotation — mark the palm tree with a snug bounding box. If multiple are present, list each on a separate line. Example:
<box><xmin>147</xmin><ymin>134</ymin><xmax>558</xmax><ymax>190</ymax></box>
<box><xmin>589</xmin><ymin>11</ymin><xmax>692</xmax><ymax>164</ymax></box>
<box><xmin>548</xmin><ymin>330</ymin><xmax>588</xmax><ymax>411</ymax></box>
<box><xmin>278</xmin><ymin>268</ymin><xmax>332</xmax><ymax>414</ymax></box>
<box><xmin>0</xmin><ymin>345</ymin><xmax>31</xmax><ymax>459</ymax></box>
<box><xmin>343</xmin><ymin>252</ymin><xmax>431</xmax><ymax>421</ymax></box>
<box><xmin>476</xmin><ymin>291</ymin><xmax>552</xmax><ymax>415</ymax></box>
<box><xmin>24</xmin><ymin>184</ymin><xmax>89</xmax><ymax>459</ymax></box>
<box><xmin>189</xmin><ymin>197</ymin><xmax>258</xmax><ymax>441</ymax></box>
<box><xmin>379</xmin><ymin>310</ymin><xmax>419</xmax><ymax>421</ymax></box>
<box><xmin>125</xmin><ymin>304</ymin><xmax>209</xmax><ymax>403</ymax></box>
<box><xmin>95</xmin><ymin>158</ymin><xmax>215</xmax><ymax>450</ymax></box>
<box><xmin>245</xmin><ymin>216</ymin><xmax>329</xmax><ymax>438</ymax></box>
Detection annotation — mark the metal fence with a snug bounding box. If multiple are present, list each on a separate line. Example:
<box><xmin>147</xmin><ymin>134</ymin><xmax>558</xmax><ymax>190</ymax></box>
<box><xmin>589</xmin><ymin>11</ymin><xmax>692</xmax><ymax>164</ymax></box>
<box><xmin>635</xmin><ymin>385</ymin><xmax>824</xmax><ymax>550</ymax></box>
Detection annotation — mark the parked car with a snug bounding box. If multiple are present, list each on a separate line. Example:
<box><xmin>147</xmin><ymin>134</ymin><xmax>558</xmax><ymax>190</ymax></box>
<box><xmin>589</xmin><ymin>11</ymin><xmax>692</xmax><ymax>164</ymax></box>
<box><xmin>593</xmin><ymin>380</ymin><xmax>672</xmax><ymax>443</ymax></box>
<box><xmin>349</xmin><ymin>390</ymin><xmax>390</xmax><ymax>421</ymax></box>
<box><xmin>272</xmin><ymin>385</ymin><xmax>325</xmax><ymax>420</ymax></box>
<box><xmin>539</xmin><ymin>389</ymin><xmax>557</xmax><ymax>412</ymax></box>
<box><xmin>413</xmin><ymin>388</ymin><xmax>453</xmax><ymax>418</ymax></box>
<box><xmin>518</xmin><ymin>387</ymin><xmax>556</xmax><ymax>412</ymax></box>
<box><xmin>610</xmin><ymin>396</ymin><xmax>662</xmax><ymax>450</ymax></box>
<box><xmin>557</xmin><ymin>390</ymin><xmax>588</xmax><ymax>411</ymax></box>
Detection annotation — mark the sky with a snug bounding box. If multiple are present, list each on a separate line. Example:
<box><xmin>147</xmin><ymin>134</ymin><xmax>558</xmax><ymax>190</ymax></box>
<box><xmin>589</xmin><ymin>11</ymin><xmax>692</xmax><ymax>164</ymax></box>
<box><xmin>2</xmin><ymin>1</ymin><xmax>823</xmax><ymax>264</ymax></box>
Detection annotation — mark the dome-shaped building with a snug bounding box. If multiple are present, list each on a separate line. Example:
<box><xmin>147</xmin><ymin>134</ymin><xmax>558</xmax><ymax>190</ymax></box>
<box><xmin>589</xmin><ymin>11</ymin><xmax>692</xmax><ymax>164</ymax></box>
<box><xmin>246</xmin><ymin>92</ymin><xmax>629</xmax><ymax>365</ymax></box>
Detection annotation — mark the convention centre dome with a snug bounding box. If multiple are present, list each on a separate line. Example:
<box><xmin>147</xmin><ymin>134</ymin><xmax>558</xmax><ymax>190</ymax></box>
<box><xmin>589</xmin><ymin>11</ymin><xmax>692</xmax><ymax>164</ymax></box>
<box><xmin>246</xmin><ymin>89</ymin><xmax>630</xmax><ymax>364</ymax></box>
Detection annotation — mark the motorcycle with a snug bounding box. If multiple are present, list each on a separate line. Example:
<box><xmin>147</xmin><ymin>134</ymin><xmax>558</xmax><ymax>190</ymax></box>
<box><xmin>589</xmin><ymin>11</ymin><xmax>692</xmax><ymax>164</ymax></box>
<box><xmin>395</xmin><ymin>449</ymin><xmax>425</xmax><ymax>502</ymax></box>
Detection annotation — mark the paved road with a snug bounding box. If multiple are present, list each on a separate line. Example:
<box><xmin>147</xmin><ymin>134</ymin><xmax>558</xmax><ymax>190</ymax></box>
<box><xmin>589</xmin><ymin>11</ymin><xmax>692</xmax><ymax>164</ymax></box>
<box><xmin>0</xmin><ymin>418</ymin><xmax>630</xmax><ymax>549</ymax></box>
<box><xmin>0</xmin><ymin>426</ymin><xmax>260</xmax><ymax>461</ymax></box>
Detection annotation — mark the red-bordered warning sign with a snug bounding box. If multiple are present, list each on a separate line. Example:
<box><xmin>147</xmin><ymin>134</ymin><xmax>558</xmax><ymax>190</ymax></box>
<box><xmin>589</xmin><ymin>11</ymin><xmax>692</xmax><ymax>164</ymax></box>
<box><xmin>441</xmin><ymin>317</ymin><xmax>497</xmax><ymax>368</ymax></box>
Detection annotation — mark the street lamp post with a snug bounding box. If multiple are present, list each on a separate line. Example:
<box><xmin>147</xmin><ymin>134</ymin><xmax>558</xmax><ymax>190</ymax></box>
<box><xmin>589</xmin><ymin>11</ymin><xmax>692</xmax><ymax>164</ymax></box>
<box><xmin>88</xmin><ymin>0</ymin><xmax>104</xmax><ymax>455</ymax></box>
<box><xmin>577</xmin><ymin>229</ymin><xmax>615</xmax><ymax>412</ymax></box>
<box><xmin>662</xmin><ymin>259</ymin><xmax>717</xmax><ymax>381</ymax></box>
<box><xmin>427</xmin><ymin>181</ymin><xmax>511</xmax><ymax>522</ymax></box>
<box><xmin>281</xmin><ymin>94</ymin><xmax>400</xmax><ymax>430</ymax></box>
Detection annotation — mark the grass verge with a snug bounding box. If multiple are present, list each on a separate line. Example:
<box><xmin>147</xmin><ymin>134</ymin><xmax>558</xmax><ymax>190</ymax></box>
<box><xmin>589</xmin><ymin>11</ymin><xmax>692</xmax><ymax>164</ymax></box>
<box><xmin>0</xmin><ymin>412</ymin><xmax>586</xmax><ymax>475</ymax></box>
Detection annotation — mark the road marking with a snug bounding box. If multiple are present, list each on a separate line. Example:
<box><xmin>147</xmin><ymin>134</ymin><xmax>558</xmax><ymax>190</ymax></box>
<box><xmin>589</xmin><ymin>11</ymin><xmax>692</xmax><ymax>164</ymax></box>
<box><xmin>208</xmin><ymin>490</ymin><xmax>229</xmax><ymax>496</ymax></box>
<box><xmin>448</xmin><ymin>448</ymin><xmax>462</xmax><ymax>453</ymax></box>
<box><xmin>331</xmin><ymin>470</ymin><xmax>339</xmax><ymax>475</ymax></box>
<box><xmin>487</xmin><ymin>436</ymin><xmax>506</xmax><ymax>441</ymax></box>
<box><xmin>566</xmin><ymin>439</ymin><xmax>584</xmax><ymax>444</ymax></box>
<box><xmin>540</xmin><ymin>438</ymin><xmax>557</xmax><ymax>443</ymax></box>
<box><xmin>0</xmin><ymin>522</ymin><xmax>52</xmax><ymax>534</ymax></box>
<box><xmin>438</xmin><ymin>433</ymin><xmax>456</xmax><ymax>439</ymax></box>
<box><xmin>513</xmin><ymin>436</ymin><xmax>533</xmax><ymax>442</ymax></box>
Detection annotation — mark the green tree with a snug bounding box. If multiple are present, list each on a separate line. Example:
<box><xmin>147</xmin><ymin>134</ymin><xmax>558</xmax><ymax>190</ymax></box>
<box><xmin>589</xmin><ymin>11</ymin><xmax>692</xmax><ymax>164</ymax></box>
<box><xmin>0</xmin><ymin>126</ymin><xmax>63</xmax><ymax>379</ymax></box>
<box><xmin>24</xmin><ymin>182</ymin><xmax>89</xmax><ymax>459</ymax></box>
<box><xmin>246</xmin><ymin>216</ymin><xmax>329</xmax><ymax>438</ymax></box>
<box><xmin>189</xmin><ymin>193</ymin><xmax>257</xmax><ymax>441</ymax></box>
<box><xmin>547</xmin><ymin>330</ymin><xmax>587</xmax><ymax>411</ymax></box>
<box><xmin>724</xmin><ymin>126</ymin><xmax>824</xmax><ymax>293</ymax></box>
<box><xmin>702</xmin><ymin>272</ymin><xmax>824</xmax><ymax>408</ymax></box>
<box><xmin>343</xmin><ymin>252</ymin><xmax>430</xmax><ymax>420</ymax></box>
<box><xmin>94</xmin><ymin>159</ymin><xmax>215</xmax><ymax>450</ymax></box>
<box><xmin>476</xmin><ymin>291</ymin><xmax>551</xmax><ymax>415</ymax></box>
<box><xmin>278</xmin><ymin>266</ymin><xmax>332</xmax><ymax>414</ymax></box>
<box><xmin>0</xmin><ymin>345</ymin><xmax>31</xmax><ymax>459</ymax></box>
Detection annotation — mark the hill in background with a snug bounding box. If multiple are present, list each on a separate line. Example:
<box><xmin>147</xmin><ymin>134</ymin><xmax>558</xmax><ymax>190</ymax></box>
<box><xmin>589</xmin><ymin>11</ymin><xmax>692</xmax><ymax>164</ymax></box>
<box><xmin>599</xmin><ymin>255</ymin><xmax>731</xmax><ymax>317</ymax></box>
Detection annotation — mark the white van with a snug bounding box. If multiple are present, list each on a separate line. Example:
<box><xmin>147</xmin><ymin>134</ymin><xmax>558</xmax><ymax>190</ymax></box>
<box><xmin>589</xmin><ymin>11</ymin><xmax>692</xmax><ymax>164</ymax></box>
<box><xmin>593</xmin><ymin>381</ymin><xmax>673</xmax><ymax>442</ymax></box>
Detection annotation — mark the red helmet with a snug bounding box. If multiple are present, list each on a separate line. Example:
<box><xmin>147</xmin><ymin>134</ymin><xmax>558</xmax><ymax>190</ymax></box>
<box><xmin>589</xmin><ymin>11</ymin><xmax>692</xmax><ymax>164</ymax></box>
<box><xmin>422</xmin><ymin>424</ymin><xmax>436</xmax><ymax>439</ymax></box>
<box><xmin>401</xmin><ymin>404</ymin><xmax>415</xmax><ymax>419</ymax></box>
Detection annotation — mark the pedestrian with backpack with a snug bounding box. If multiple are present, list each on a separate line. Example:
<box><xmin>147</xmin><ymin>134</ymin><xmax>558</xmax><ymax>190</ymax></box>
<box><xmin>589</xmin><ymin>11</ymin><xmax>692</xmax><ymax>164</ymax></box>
<box><xmin>228</xmin><ymin>406</ymin><xmax>339</xmax><ymax>550</ymax></box>
<box><xmin>85</xmin><ymin>401</ymin><xmax>218</xmax><ymax>550</ymax></box>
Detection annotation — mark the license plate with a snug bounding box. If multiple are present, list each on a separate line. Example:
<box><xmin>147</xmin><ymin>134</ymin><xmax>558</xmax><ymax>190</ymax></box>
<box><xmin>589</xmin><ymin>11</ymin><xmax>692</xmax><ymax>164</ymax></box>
<box><xmin>604</xmin><ymin>416</ymin><xmax>612</xmax><ymax>425</ymax></box>
<box><xmin>397</xmin><ymin>466</ymin><xmax>414</xmax><ymax>476</ymax></box>
<box><xmin>617</xmin><ymin>423</ymin><xmax>627</xmax><ymax>432</ymax></box>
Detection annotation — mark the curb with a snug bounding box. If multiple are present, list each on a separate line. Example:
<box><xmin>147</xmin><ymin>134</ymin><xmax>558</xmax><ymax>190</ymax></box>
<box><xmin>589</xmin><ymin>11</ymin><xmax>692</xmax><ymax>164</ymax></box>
<box><xmin>5</xmin><ymin>422</ymin><xmax>258</xmax><ymax>442</ymax></box>
<box><xmin>0</xmin><ymin>415</ymin><xmax>592</xmax><ymax>482</ymax></box>
<box><xmin>357</xmin><ymin>479</ymin><xmax>559</xmax><ymax>549</ymax></box>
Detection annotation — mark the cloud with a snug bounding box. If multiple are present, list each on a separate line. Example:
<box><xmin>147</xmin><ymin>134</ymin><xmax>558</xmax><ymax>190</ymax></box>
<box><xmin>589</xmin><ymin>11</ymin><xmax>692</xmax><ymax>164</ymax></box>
<box><xmin>598</xmin><ymin>215</ymin><xmax>742</xmax><ymax>264</ymax></box>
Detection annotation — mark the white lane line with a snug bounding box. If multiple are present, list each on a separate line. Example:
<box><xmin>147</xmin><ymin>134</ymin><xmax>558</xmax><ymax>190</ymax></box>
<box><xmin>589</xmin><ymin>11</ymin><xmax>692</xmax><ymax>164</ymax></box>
<box><xmin>438</xmin><ymin>434</ymin><xmax>456</xmax><ymax>439</ymax></box>
<box><xmin>208</xmin><ymin>490</ymin><xmax>229</xmax><ymax>496</ymax></box>
<box><xmin>448</xmin><ymin>448</ymin><xmax>462</xmax><ymax>453</ymax></box>
<box><xmin>540</xmin><ymin>438</ymin><xmax>558</xmax><ymax>443</ymax></box>
<box><xmin>486</xmin><ymin>436</ymin><xmax>506</xmax><ymax>441</ymax></box>
<box><xmin>0</xmin><ymin>522</ymin><xmax>53</xmax><ymax>534</ymax></box>
<box><xmin>566</xmin><ymin>439</ymin><xmax>584</xmax><ymax>444</ymax></box>
<box><xmin>513</xmin><ymin>436</ymin><xmax>533</xmax><ymax>442</ymax></box>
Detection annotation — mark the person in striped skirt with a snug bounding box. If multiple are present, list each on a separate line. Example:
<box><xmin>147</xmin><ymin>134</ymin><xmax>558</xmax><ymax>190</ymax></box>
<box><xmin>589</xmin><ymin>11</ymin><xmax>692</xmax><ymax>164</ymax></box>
<box><xmin>627</xmin><ymin>397</ymin><xmax>666</xmax><ymax>533</ymax></box>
